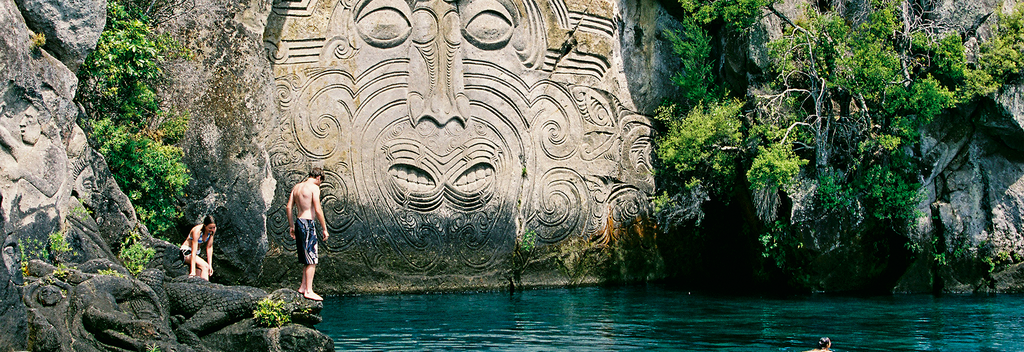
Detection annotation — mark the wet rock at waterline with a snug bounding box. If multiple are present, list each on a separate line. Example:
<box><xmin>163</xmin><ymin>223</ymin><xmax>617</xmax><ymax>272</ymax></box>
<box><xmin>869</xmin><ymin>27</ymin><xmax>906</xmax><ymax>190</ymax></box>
<box><xmin>21</xmin><ymin>265</ymin><xmax>329</xmax><ymax>352</ymax></box>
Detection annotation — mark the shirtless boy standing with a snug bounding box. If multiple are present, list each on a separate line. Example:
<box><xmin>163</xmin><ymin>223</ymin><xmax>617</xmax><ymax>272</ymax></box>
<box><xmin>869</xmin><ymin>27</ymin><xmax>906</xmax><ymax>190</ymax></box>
<box><xmin>287</xmin><ymin>167</ymin><xmax>329</xmax><ymax>301</ymax></box>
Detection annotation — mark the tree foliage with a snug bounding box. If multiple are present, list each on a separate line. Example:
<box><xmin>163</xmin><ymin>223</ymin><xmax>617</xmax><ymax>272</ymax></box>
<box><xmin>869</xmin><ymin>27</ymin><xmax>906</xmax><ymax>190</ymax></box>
<box><xmin>677</xmin><ymin>0</ymin><xmax>773</xmax><ymax>28</ymax></box>
<box><xmin>656</xmin><ymin>101</ymin><xmax>743</xmax><ymax>196</ymax></box>
<box><xmin>760</xmin><ymin>0</ymin><xmax>958</xmax><ymax>226</ymax></box>
<box><xmin>77</xmin><ymin>0</ymin><xmax>190</xmax><ymax>238</ymax></box>
<box><xmin>655</xmin><ymin>0</ymin><xmax>1024</xmax><ymax>283</ymax></box>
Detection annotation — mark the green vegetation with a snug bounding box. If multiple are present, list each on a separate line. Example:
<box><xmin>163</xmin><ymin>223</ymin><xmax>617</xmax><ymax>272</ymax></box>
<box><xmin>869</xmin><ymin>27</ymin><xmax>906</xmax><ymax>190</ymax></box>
<box><xmin>510</xmin><ymin>228</ymin><xmax>538</xmax><ymax>290</ymax></box>
<box><xmin>70</xmin><ymin>199</ymin><xmax>92</xmax><ymax>221</ymax></box>
<box><xmin>52</xmin><ymin>263</ymin><xmax>71</xmax><ymax>281</ymax></box>
<box><xmin>655</xmin><ymin>101</ymin><xmax>743</xmax><ymax>196</ymax></box>
<box><xmin>97</xmin><ymin>268</ymin><xmax>126</xmax><ymax>278</ymax></box>
<box><xmin>76</xmin><ymin>0</ymin><xmax>191</xmax><ymax>239</ymax></box>
<box><xmin>762</xmin><ymin>0</ymin><xmax>935</xmax><ymax>227</ymax></box>
<box><xmin>253</xmin><ymin>297</ymin><xmax>291</xmax><ymax>328</ymax></box>
<box><xmin>656</xmin><ymin>0</ymin><xmax>1024</xmax><ymax>287</ymax></box>
<box><xmin>519</xmin><ymin>228</ymin><xmax>537</xmax><ymax>252</ymax></box>
<box><xmin>30</xmin><ymin>32</ymin><xmax>46</xmax><ymax>51</ymax></box>
<box><xmin>19</xmin><ymin>237</ymin><xmax>49</xmax><ymax>276</ymax></box>
<box><xmin>677</xmin><ymin>0</ymin><xmax>773</xmax><ymax>29</ymax></box>
<box><xmin>48</xmin><ymin>231</ymin><xmax>71</xmax><ymax>264</ymax></box>
<box><xmin>118</xmin><ymin>231</ymin><xmax>155</xmax><ymax>276</ymax></box>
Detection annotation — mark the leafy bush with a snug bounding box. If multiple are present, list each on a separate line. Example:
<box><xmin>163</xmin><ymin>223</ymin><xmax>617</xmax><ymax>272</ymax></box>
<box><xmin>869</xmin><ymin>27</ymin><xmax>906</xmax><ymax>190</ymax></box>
<box><xmin>92</xmin><ymin>118</ymin><xmax>189</xmax><ymax>236</ymax></box>
<box><xmin>19</xmin><ymin>238</ymin><xmax>49</xmax><ymax>276</ymax></box>
<box><xmin>118</xmin><ymin>231</ymin><xmax>155</xmax><ymax>276</ymax></box>
<box><xmin>253</xmin><ymin>298</ymin><xmax>291</xmax><ymax>328</ymax></box>
<box><xmin>48</xmin><ymin>231</ymin><xmax>71</xmax><ymax>264</ymax></box>
<box><xmin>746</xmin><ymin>143</ymin><xmax>807</xmax><ymax>190</ymax></box>
<box><xmin>817</xmin><ymin>170</ymin><xmax>854</xmax><ymax>213</ymax></box>
<box><xmin>976</xmin><ymin>4</ymin><xmax>1024</xmax><ymax>86</ymax></box>
<box><xmin>519</xmin><ymin>228</ymin><xmax>537</xmax><ymax>252</ymax></box>
<box><xmin>664</xmin><ymin>19</ymin><xmax>719</xmax><ymax>109</ymax></box>
<box><xmin>677</xmin><ymin>0</ymin><xmax>772</xmax><ymax>28</ymax></box>
<box><xmin>77</xmin><ymin>0</ymin><xmax>191</xmax><ymax>238</ymax></box>
<box><xmin>856</xmin><ymin>161</ymin><xmax>920</xmax><ymax>223</ymax></box>
<box><xmin>53</xmin><ymin>263</ymin><xmax>72</xmax><ymax>281</ymax></box>
<box><xmin>655</xmin><ymin>100</ymin><xmax>743</xmax><ymax>196</ymax></box>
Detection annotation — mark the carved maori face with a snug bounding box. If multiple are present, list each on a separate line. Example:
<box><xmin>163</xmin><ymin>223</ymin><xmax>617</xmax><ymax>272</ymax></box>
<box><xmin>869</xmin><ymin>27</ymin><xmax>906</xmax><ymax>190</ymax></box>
<box><xmin>266</xmin><ymin>0</ymin><xmax>654</xmax><ymax>275</ymax></box>
<box><xmin>19</xmin><ymin>106</ymin><xmax>40</xmax><ymax>145</ymax></box>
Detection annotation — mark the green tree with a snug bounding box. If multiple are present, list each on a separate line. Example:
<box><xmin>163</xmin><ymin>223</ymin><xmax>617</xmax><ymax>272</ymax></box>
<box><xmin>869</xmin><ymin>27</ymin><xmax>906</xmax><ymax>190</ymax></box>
<box><xmin>677</xmin><ymin>0</ymin><xmax>773</xmax><ymax>28</ymax></box>
<box><xmin>761</xmin><ymin>0</ymin><xmax>949</xmax><ymax>228</ymax></box>
<box><xmin>663</xmin><ymin>19</ymin><xmax>719</xmax><ymax>110</ymax></box>
<box><xmin>77</xmin><ymin>0</ymin><xmax>190</xmax><ymax>238</ymax></box>
<box><xmin>655</xmin><ymin>100</ymin><xmax>744</xmax><ymax>196</ymax></box>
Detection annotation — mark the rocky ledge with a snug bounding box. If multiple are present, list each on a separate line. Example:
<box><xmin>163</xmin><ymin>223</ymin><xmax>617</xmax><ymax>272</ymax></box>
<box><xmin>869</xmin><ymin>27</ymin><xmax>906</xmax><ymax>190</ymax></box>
<box><xmin>15</xmin><ymin>258</ymin><xmax>331</xmax><ymax>352</ymax></box>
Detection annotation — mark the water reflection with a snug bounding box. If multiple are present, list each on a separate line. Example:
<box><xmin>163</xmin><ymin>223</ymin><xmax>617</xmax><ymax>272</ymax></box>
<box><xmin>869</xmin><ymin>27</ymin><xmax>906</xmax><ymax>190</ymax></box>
<box><xmin>318</xmin><ymin>285</ymin><xmax>1024</xmax><ymax>351</ymax></box>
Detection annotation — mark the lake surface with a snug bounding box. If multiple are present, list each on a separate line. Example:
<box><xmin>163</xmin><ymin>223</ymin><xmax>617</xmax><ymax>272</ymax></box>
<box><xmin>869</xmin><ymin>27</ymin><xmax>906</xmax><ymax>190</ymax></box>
<box><xmin>319</xmin><ymin>285</ymin><xmax>1024</xmax><ymax>351</ymax></box>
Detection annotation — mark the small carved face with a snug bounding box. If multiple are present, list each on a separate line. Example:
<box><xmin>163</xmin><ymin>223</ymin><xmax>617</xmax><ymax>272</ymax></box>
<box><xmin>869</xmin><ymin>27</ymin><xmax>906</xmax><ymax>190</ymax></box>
<box><xmin>19</xmin><ymin>106</ymin><xmax>41</xmax><ymax>145</ymax></box>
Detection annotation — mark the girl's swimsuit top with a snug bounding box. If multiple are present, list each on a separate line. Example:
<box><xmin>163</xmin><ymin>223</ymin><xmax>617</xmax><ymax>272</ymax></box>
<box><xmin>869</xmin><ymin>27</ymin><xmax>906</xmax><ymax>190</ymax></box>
<box><xmin>191</xmin><ymin>229</ymin><xmax>213</xmax><ymax>244</ymax></box>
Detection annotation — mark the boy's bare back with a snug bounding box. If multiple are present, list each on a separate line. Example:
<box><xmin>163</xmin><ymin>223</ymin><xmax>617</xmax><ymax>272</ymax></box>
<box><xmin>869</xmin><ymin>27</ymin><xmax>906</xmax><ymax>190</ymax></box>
<box><xmin>287</xmin><ymin>175</ymin><xmax>328</xmax><ymax>240</ymax></box>
<box><xmin>289</xmin><ymin>179</ymin><xmax>319</xmax><ymax>220</ymax></box>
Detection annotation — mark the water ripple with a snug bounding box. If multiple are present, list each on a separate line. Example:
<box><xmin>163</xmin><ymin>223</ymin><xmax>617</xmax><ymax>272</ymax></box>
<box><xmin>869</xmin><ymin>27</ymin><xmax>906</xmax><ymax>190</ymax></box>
<box><xmin>320</xmin><ymin>286</ymin><xmax>1024</xmax><ymax>351</ymax></box>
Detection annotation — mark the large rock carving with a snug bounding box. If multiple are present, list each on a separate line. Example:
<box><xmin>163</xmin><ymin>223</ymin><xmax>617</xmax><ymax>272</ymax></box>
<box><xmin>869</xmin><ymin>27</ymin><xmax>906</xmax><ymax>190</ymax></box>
<box><xmin>262</xmin><ymin>0</ymin><xmax>655</xmax><ymax>290</ymax></box>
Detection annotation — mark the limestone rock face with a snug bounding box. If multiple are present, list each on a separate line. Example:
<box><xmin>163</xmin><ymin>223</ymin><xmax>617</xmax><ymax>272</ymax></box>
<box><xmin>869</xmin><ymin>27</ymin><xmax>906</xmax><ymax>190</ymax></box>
<box><xmin>0</xmin><ymin>234</ymin><xmax>27</xmax><ymax>351</ymax></box>
<box><xmin>618</xmin><ymin>0</ymin><xmax>685</xmax><ymax>115</ymax></box>
<box><xmin>896</xmin><ymin>2</ymin><xmax>1024</xmax><ymax>293</ymax></box>
<box><xmin>730</xmin><ymin>0</ymin><xmax>1024</xmax><ymax>293</ymax></box>
<box><xmin>156</xmin><ymin>0</ymin><xmax>659</xmax><ymax>292</ymax></box>
<box><xmin>991</xmin><ymin>83</ymin><xmax>1024</xmax><ymax>152</ymax></box>
<box><xmin>156</xmin><ymin>0</ymin><xmax>276</xmax><ymax>286</ymax></box>
<box><xmin>2</xmin><ymin>0</ymin><xmax>140</xmax><ymax>265</ymax></box>
<box><xmin>258</xmin><ymin>0</ymin><xmax>655</xmax><ymax>292</ymax></box>
<box><xmin>0</xmin><ymin>0</ymin><xmax>154</xmax><ymax>346</ymax></box>
<box><xmin>907</xmin><ymin>100</ymin><xmax>1024</xmax><ymax>293</ymax></box>
<box><xmin>12</xmin><ymin>0</ymin><xmax>105</xmax><ymax>70</ymax></box>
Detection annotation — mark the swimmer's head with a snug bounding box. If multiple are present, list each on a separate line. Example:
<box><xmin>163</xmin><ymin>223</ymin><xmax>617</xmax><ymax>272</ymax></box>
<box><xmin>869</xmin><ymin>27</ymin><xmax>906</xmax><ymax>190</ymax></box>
<box><xmin>818</xmin><ymin>337</ymin><xmax>831</xmax><ymax>349</ymax></box>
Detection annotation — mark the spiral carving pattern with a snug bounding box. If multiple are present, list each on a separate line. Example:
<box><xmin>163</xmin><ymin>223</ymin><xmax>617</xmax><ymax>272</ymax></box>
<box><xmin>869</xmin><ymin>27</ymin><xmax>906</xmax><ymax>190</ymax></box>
<box><xmin>533</xmin><ymin>168</ymin><xmax>589</xmax><ymax>243</ymax></box>
<box><xmin>265</xmin><ymin>0</ymin><xmax>655</xmax><ymax>282</ymax></box>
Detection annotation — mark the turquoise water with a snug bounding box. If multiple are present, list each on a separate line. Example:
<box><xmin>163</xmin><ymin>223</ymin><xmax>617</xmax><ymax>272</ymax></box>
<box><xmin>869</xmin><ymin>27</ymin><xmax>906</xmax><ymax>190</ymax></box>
<box><xmin>319</xmin><ymin>285</ymin><xmax>1023</xmax><ymax>351</ymax></box>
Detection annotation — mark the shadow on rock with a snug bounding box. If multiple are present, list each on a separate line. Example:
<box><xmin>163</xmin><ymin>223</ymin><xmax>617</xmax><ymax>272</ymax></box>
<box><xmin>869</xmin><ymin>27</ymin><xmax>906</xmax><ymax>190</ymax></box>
<box><xmin>22</xmin><ymin>260</ymin><xmax>330</xmax><ymax>352</ymax></box>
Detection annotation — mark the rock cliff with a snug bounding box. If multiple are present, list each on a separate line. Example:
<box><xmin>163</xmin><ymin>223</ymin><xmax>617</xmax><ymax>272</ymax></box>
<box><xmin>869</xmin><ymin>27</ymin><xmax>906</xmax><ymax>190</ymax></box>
<box><xmin>3</xmin><ymin>0</ymin><xmax>1024</xmax><ymax>310</ymax></box>
<box><xmin>1</xmin><ymin>0</ymin><xmax>331</xmax><ymax>348</ymax></box>
<box><xmin>156</xmin><ymin>0</ymin><xmax>661</xmax><ymax>293</ymax></box>
<box><xmin>635</xmin><ymin>0</ymin><xmax>1024</xmax><ymax>293</ymax></box>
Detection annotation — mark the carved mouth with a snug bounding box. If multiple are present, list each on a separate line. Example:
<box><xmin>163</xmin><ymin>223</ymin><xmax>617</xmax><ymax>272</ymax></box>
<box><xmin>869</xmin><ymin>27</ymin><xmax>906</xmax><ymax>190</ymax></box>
<box><xmin>388</xmin><ymin>164</ymin><xmax>436</xmax><ymax>193</ymax></box>
<box><xmin>452</xmin><ymin>163</ymin><xmax>494</xmax><ymax>194</ymax></box>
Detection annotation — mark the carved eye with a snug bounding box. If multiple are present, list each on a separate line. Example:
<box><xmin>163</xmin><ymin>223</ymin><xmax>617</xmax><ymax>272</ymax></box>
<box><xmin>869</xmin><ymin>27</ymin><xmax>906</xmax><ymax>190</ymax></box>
<box><xmin>459</xmin><ymin>0</ymin><xmax>516</xmax><ymax>50</ymax></box>
<box><xmin>355</xmin><ymin>0</ymin><xmax>412</xmax><ymax>48</ymax></box>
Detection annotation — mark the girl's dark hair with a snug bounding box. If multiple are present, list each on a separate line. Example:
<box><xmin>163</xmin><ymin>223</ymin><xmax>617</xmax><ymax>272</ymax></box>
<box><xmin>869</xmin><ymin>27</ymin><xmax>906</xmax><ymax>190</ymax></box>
<box><xmin>818</xmin><ymin>337</ymin><xmax>831</xmax><ymax>348</ymax></box>
<box><xmin>203</xmin><ymin>215</ymin><xmax>215</xmax><ymax>226</ymax></box>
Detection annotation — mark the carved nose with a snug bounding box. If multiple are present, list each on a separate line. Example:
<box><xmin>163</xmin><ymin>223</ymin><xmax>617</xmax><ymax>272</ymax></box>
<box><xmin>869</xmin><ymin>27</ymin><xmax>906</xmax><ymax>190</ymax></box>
<box><xmin>408</xmin><ymin>9</ymin><xmax>469</xmax><ymax>127</ymax></box>
<box><xmin>409</xmin><ymin>85</ymin><xmax>470</xmax><ymax>127</ymax></box>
